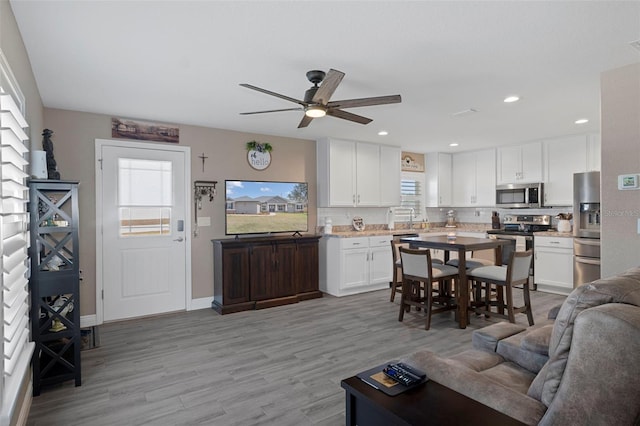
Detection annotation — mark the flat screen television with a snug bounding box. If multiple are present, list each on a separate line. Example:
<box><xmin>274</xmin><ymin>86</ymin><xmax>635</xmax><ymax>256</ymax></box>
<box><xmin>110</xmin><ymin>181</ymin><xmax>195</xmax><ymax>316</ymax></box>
<box><xmin>225</xmin><ymin>180</ymin><xmax>309</xmax><ymax>236</ymax></box>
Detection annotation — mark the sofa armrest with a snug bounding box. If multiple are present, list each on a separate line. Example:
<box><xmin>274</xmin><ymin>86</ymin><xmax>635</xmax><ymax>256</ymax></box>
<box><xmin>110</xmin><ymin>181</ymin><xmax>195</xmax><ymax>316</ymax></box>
<box><xmin>403</xmin><ymin>350</ymin><xmax>546</xmax><ymax>425</ymax></box>
<box><xmin>472</xmin><ymin>322</ymin><xmax>526</xmax><ymax>352</ymax></box>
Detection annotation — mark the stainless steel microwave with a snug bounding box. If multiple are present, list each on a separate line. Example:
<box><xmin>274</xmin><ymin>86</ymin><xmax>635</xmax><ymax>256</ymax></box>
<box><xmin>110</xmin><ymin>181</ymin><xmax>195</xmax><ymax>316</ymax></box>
<box><xmin>496</xmin><ymin>183</ymin><xmax>544</xmax><ymax>208</ymax></box>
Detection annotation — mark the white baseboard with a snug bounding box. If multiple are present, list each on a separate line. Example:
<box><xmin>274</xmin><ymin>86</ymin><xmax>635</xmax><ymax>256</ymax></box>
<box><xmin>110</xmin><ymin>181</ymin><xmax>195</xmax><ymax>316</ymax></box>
<box><xmin>189</xmin><ymin>297</ymin><xmax>213</xmax><ymax>311</ymax></box>
<box><xmin>80</xmin><ymin>314</ymin><xmax>98</xmax><ymax>328</ymax></box>
<box><xmin>81</xmin><ymin>300</ymin><xmax>211</xmax><ymax>326</ymax></box>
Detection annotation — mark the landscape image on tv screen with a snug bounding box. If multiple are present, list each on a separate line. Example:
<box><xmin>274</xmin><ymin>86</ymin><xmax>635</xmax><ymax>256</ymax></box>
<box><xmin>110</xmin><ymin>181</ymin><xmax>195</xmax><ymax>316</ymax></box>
<box><xmin>225</xmin><ymin>180</ymin><xmax>308</xmax><ymax>235</ymax></box>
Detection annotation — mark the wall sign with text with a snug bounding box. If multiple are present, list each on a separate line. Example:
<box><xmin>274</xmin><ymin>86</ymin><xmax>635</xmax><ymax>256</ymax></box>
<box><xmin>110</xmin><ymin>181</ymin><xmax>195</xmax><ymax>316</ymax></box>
<box><xmin>246</xmin><ymin>141</ymin><xmax>272</xmax><ymax>170</ymax></box>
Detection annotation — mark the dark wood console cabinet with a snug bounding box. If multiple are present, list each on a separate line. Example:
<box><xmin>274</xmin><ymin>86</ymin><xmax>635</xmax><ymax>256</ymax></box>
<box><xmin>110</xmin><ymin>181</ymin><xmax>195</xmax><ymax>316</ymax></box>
<box><xmin>212</xmin><ymin>235</ymin><xmax>322</xmax><ymax>314</ymax></box>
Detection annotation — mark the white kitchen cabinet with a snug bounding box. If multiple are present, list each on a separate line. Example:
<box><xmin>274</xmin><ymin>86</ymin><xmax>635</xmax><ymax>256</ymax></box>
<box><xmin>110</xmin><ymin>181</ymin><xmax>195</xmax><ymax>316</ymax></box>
<box><xmin>379</xmin><ymin>144</ymin><xmax>402</xmax><ymax>206</ymax></box>
<box><xmin>543</xmin><ymin>135</ymin><xmax>588</xmax><ymax>206</ymax></box>
<box><xmin>355</xmin><ymin>142</ymin><xmax>380</xmax><ymax>206</ymax></box>
<box><xmin>319</xmin><ymin>235</ymin><xmax>393</xmax><ymax>297</ymax></box>
<box><xmin>497</xmin><ymin>141</ymin><xmax>542</xmax><ymax>184</ymax></box>
<box><xmin>317</xmin><ymin>138</ymin><xmax>401</xmax><ymax>207</ymax></box>
<box><xmin>452</xmin><ymin>148</ymin><xmax>496</xmax><ymax>207</ymax></box>
<box><xmin>425</xmin><ymin>153</ymin><xmax>452</xmax><ymax>207</ymax></box>
<box><xmin>534</xmin><ymin>236</ymin><xmax>573</xmax><ymax>295</ymax></box>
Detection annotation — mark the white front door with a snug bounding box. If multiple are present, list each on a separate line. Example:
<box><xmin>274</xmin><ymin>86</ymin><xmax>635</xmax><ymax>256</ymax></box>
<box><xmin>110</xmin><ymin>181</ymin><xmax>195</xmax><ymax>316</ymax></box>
<box><xmin>98</xmin><ymin>140</ymin><xmax>190</xmax><ymax>322</ymax></box>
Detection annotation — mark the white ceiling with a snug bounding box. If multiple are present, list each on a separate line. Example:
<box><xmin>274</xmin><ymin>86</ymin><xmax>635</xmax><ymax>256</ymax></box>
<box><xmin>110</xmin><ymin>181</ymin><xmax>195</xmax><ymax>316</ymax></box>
<box><xmin>10</xmin><ymin>1</ymin><xmax>640</xmax><ymax>153</ymax></box>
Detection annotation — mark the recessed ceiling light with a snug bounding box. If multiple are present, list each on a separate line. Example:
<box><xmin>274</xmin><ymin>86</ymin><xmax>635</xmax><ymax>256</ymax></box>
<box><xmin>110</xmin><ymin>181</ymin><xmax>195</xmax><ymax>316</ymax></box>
<box><xmin>378</xmin><ymin>130</ymin><xmax>388</xmax><ymax>136</ymax></box>
<box><xmin>575</xmin><ymin>118</ymin><xmax>589</xmax><ymax>124</ymax></box>
<box><xmin>504</xmin><ymin>96</ymin><xmax>520</xmax><ymax>103</ymax></box>
<box><xmin>449</xmin><ymin>143</ymin><xmax>459</xmax><ymax>147</ymax></box>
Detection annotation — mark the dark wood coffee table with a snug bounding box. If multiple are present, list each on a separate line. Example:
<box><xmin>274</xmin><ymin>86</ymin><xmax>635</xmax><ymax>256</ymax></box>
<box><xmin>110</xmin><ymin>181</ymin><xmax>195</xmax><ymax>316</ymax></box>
<box><xmin>341</xmin><ymin>376</ymin><xmax>525</xmax><ymax>426</ymax></box>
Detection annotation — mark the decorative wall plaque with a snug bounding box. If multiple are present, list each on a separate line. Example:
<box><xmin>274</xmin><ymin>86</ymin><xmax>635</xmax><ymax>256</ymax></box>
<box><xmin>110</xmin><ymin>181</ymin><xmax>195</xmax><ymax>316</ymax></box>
<box><xmin>246</xmin><ymin>141</ymin><xmax>272</xmax><ymax>170</ymax></box>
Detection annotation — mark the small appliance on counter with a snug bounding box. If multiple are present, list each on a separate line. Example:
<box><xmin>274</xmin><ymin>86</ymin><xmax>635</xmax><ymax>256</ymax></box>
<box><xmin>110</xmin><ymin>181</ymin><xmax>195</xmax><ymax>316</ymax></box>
<box><xmin>487</xmin><ymin>214</ymin><xmax>551</xmax><ymax>275</ymax></box>
<box><xmin>445</xmin><ymin>210</ymin><xmax>457</xmax><ymax>228</ymax></box>
<box><xmin>491</xmin><ymin>211</ymin><xmax>500</xmax><ymax>229</ymax></box>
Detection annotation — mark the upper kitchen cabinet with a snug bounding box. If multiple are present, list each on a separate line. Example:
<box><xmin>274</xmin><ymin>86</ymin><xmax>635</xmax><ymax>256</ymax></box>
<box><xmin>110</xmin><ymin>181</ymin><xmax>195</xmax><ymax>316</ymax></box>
<box><xmin>497</xmin><ymin>141</ymin><xmax>542</xmax><ymax>184</ymax></box>
<box><xmin>317</xmin><ymin>138</ymin><xmax>401</xmax><ymax>207</ymax></box>
<box><xmin>379</xmin><ymin>144</ymin><xmax>402</xmax><ymax>205</ymax></box>
<box><xmin>425</xmin><ymin>153</ymin><xmax>452</xmax><ymax>207</ymax></box>
<box><xmin>452</xmin><ymin>148</ymin><xmax>496</xmax><ymax>207</ymax></box>
<box><xmin>543</xmin><ymin>135</ymin><xmax>589</xmax><ymax>206</ymax></box>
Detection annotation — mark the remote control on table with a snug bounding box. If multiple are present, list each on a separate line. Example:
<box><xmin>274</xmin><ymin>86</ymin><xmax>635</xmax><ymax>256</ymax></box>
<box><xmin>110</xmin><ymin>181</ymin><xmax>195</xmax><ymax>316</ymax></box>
<box><xmin>382</xmin><ymin>363</ymin><xmax>426</xmax><ymax>386</ymax></box>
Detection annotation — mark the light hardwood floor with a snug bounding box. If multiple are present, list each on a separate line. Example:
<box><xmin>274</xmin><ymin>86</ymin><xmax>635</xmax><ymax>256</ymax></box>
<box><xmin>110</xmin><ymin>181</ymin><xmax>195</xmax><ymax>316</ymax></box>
<box><xmin>27</xmin><ymin>288</ymin><xmax>565</xmax><ymax>426</ymax></box>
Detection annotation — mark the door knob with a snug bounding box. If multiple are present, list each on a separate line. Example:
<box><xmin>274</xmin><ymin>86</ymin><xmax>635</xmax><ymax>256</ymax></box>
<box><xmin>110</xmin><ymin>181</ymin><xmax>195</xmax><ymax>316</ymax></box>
<box><xmin>173</xmin><ymin>237</ymin><xmax>184</xmax><ymax>242</ymax></box>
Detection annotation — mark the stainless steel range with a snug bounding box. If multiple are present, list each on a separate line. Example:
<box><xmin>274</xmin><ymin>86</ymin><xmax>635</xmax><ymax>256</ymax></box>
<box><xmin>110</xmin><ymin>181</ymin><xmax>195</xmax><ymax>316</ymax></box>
<box><xmin>487</xmin><ymin>214</ymin><xmax>552</xmax><ymax>282</ymax></box>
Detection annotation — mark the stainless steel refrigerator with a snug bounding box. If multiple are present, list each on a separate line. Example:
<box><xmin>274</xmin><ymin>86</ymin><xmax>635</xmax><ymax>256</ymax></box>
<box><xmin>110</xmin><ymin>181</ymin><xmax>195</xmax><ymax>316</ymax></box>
<box><xmin>573</xmin><ymin>171</ymin><xmax>601</xmax><ymax>286</ymax></box>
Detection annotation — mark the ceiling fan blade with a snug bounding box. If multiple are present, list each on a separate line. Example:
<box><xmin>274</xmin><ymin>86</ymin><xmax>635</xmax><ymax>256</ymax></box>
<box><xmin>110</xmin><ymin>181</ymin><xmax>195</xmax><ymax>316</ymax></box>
<box><xmin>327</xmin><ymin>108</ymin><xmax>372</xmax><ymax>125</ymax></box>
<box><xmin>297</xmin><ymin>115</ymin><xmax>314</xmax><ymax>128</ymax></box>
<box><xmin>327</xmin><ymin>94</ymin><xmax>402</xmax><ymax>109</ymax></box>
<box><xmin>240</xmin><ymin>107</ymin><xmax>303</xmax><ymax>115</ymax></box>
<box><xmin>239</xmin><ymin>83</ymin><xmax>307</xmax><ymax>106</ymax></box>
<box><xmin>311</xmin><ymin>69</ymin><xmax>345</xmax><ymax>105</ymax></box>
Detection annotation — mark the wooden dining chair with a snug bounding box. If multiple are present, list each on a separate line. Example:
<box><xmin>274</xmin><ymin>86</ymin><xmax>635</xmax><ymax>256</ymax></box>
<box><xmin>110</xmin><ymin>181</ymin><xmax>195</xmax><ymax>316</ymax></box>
<box><xmin>390</xmin><ymin>240</ymin><xmax>443</xmax><ymax>302</ymax></box>
<box><xmin>467</xmin><ymin>250</ymin><xmax>534</xmax><ymax>325</ymax></box>
<box><xmin>398</xmin><ymin>247</ymin><xmax>459</xmax><ymax>330</ymax></box>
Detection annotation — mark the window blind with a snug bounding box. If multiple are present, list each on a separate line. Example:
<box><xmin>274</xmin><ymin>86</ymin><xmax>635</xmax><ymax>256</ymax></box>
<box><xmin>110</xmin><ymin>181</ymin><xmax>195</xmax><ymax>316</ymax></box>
<box><xmin>0</xmin><ymin>88</ymin><xmax>34</xmax><ymax>424</ymax></box>
<box><xmin>396</xmin><ymin>178</ymin><xmax>422</xmax><ymax>220</ymax></box>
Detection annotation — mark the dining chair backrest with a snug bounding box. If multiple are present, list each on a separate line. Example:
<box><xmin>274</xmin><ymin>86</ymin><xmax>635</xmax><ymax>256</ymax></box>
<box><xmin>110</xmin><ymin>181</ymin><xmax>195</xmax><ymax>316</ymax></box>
<box><xmin>507</xmin><ymin>250</ymin><xmax>533</xmax><ymax>283</ymax></box>
<box><xmin>391</xmin><ymin>241</ymin><xmax>409</xmax><ymax>265</ymax></box>
<box><xmin>399</xmin><ymin>247</ymin><xmax>433</xmax><ymax>281</ymax></box>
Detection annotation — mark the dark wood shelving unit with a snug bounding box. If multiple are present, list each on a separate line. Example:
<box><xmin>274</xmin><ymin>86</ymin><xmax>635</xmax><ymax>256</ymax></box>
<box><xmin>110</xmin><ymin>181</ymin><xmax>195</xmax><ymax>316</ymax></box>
<box><xmin>28</xmin><ymin>180</ymin><xmax>81</xmax><ymax>395</ymax></box>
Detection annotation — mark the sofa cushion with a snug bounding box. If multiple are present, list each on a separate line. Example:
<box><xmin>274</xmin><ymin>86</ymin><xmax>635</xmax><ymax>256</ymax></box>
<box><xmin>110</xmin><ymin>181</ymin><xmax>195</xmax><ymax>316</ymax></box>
<box><xmin>538</xmin><ymin>304</ymin><xmax>640</xmax><ymax>425</ymax></box>
<box><xmin>472</xmin><ymin>321</ymin><xmax>526</xmax><ymax>352</ymax></box>
<box><xmin>479</xmin><ymin>362</ymin><xmax>537</xmax><ymax>395</ymax></box>
<box><xmin>539</xmin><ymin>267</ymin><xmax>640</xmax><ymax>406</ymax></box>
<box><xmin>403</xmin><ymin>350</ymin><xmax>547</xmax><ymax>425</ymax></box>
<box><xmin>521</xmin><ymin>324</ymin><xmax>552</xmax><ymax>356</ymax></box>
<box><xmin>497</xmin><ymin>328</ymin><xmax>550</xmax><ymax>374</ymax></box>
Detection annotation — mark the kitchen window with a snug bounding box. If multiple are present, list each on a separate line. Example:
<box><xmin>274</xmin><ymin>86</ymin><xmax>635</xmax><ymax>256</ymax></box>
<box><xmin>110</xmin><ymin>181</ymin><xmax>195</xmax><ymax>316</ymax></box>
<box><xmin>396</xmin><ymin>174</ymin><xmax>423</xmax><ymax>221</ymax></box>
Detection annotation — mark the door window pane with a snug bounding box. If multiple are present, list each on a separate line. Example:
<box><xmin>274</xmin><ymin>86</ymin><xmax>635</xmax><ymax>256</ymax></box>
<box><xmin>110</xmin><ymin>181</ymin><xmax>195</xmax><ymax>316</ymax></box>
<box><xmin>118</xmin><ymin>158</ymin><xmax>172</xmax><ymax>206</ymax></box>
<box><xmin>119</xmin><ymin>207</ymin><xmax>171</xmax><ymax>236</ymax></box>
<box><xmin>118</xmin><ymin>158</ymin><xmax>172</xmax><ymax>237</ymax></box>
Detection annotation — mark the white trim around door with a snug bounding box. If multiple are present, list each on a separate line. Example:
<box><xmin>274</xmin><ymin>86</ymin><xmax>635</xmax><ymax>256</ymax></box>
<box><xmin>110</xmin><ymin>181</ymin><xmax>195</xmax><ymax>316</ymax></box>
<box><xmin>95</xmin><ymin>138</ymin><xmax>192</xmax><ymax>325</ymax></box>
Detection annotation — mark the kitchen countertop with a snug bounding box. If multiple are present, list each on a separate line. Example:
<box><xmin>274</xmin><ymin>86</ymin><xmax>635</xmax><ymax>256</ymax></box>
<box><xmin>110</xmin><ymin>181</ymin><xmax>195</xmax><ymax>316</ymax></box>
<box><xmin>533</xmin><ymin>230</ymin><xmax>574</xmax><ymax>238</ymax></box>
<box><xmin>321</xmin><ymin>224</ymin><xmax>492</xmax><ymax>238</ymax></box>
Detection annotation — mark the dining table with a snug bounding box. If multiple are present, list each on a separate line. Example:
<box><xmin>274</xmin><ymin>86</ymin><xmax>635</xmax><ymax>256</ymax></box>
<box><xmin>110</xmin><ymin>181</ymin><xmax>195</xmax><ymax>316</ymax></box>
<box><xmin>399</xmin><ymin>234</ymin><xmax>508</xmax><ymax>329</ymax></box>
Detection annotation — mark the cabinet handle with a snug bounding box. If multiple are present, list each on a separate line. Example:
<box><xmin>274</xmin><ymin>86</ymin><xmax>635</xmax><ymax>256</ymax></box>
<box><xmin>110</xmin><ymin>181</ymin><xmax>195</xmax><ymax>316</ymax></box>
<box><xmin>353</xmin><ymin>194</ymin><xmax>356</xmax><ymax>204</ymax></box>
<box><xmin>357</xmin><ymin>194</ymin><xmax>360</xmax><ymax>203</ymax></box>
<box><xmin>550</xmin><ymin>241</ymin><xmax>560</xmax><ymax>244</ymax></box>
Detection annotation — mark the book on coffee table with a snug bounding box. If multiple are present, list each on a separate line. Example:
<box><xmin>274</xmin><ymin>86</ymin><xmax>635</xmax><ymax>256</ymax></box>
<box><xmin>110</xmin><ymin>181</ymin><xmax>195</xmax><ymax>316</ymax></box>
<box><xmin>356</xmin><ymin>361</ymin><xmax>428</xmax><ymax>396</ymax></box>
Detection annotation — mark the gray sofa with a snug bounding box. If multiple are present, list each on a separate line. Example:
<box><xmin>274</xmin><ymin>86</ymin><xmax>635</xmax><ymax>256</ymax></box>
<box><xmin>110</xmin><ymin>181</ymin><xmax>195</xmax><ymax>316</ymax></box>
<box><xmin>403</xmin><ymin>267</ymin><xmax>640</xmax><ymax>425</ymax></box>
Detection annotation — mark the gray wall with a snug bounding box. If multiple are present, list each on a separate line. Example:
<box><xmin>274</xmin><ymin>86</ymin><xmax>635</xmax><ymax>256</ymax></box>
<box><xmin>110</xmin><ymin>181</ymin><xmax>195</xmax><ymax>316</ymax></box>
<box><xmin>601</xmin><ymin>62</ymin><xmax>640</xmax><ymax>277</ymax></box>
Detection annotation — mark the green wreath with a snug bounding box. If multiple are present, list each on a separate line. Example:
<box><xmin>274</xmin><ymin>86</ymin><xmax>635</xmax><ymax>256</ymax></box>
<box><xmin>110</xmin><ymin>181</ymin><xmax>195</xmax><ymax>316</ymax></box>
<box><xmin>246</xmin><ymin>141</ymin><xmax>273</xmax><ymax>153</ymax></box>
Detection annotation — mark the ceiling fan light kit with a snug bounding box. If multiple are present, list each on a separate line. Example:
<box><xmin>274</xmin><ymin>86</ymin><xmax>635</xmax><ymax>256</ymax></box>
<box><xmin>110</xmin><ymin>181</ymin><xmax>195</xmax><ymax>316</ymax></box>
<box><xmin>240</xmin><ymin>68</ymin><xmax>401</xmax><ymax>128</ymax></box>
<box><xmin>305</xmin><ymin>105</ymin><xmax>327</xmax><ymax>118</ymax></box>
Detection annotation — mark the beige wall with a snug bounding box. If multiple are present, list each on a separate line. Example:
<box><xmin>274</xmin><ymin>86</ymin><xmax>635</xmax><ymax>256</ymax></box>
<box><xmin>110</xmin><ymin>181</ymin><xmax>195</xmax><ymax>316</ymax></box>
<box><xmin>601</xmin><ymin>62</ymin><xmax>640</xmax><ymax>277</ymax></box>
<box><xmin>43</xmin><ymin>108</ymin><xmax>316</xmax><ymax>316</ymax></box>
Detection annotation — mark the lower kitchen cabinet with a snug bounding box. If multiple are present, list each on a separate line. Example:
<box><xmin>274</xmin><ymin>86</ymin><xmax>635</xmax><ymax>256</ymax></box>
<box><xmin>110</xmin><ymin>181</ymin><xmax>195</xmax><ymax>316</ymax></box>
<box><xmin>212</xmin><ymin>235</ymin><xmax>322</xmax><ymax>314</ymax></box>
<box><xmin>534</xmin><ymin>235</ymin><xmax>574</xmax><ymax>295</ymax></box>
<box><xmin>319</xmin><ymin>235</ymin><xmax>393</xmax><ymax>297</ymax></box>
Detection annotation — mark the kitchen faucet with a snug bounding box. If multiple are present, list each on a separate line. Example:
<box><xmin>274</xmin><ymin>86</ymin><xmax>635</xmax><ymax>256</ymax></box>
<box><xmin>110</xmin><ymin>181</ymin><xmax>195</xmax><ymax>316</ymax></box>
<box><xmin>409</xmin><ymin>208</ymin><xmax>415</xmax><ymax>229</ymax></box>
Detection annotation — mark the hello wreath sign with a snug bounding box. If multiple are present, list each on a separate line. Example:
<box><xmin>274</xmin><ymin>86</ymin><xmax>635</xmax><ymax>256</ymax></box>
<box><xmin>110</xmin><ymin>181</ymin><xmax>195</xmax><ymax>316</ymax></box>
<box><xmin>246</xmin><ymin>141</ymin><xmax>272</xmax><ymax>170</ymax></box>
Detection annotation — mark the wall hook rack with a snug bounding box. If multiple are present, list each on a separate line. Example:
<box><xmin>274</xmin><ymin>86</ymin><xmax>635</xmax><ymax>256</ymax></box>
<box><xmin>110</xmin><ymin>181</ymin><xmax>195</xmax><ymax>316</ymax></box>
<box><xmin>194</xmin><ymin>180</ymin><xmax>217</xmax><ymax>237</ymax></box>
